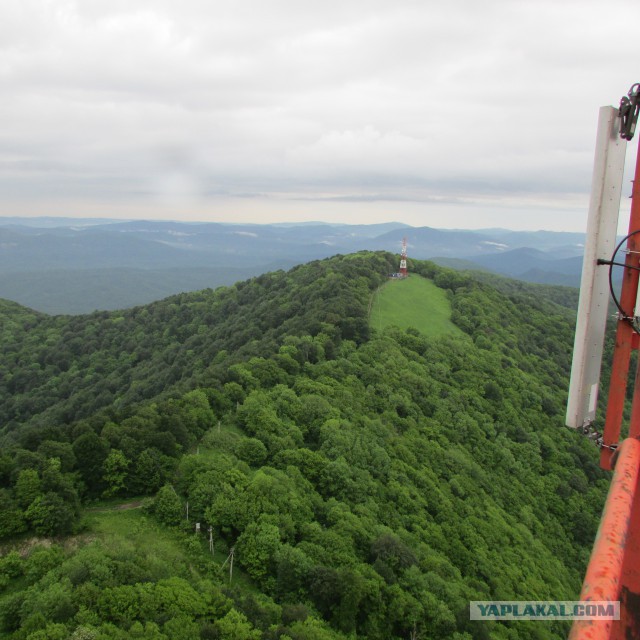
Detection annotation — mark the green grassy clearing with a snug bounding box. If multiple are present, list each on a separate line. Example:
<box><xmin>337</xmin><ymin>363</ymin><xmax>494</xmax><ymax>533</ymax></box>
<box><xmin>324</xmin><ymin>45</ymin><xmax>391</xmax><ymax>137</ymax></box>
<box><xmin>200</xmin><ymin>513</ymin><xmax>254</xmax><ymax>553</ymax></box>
<box><xmin>370</xmin><ymin>275</ymin><xmax>463</xmax><ymax>337</ymax></box>
<box><xmin>82</xmin><ymin>506</ymin><xmax>255</xmax><ymax>590</ymax></box>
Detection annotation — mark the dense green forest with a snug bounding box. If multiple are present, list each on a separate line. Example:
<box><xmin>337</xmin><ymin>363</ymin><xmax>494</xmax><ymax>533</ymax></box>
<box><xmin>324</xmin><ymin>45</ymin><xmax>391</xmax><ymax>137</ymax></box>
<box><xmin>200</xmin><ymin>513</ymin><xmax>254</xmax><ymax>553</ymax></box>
<box><xmin>0</xmin><ymin>252</ymin><xmax>609</xmax><ymax>639</ymax></box>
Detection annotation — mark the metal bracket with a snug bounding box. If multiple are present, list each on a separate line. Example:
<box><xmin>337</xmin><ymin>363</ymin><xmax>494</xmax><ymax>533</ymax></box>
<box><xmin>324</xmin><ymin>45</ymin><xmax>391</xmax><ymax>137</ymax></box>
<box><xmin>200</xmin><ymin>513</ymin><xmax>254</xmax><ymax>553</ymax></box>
<box><xmin>619</xmin><ymin>83</ymin><xmax>640</xmax><ymax>141</ymax></box>
<box><xmin>579</xmin><ymin>422</ymin><xmax>618</xmax><ymax>450</ymax></box>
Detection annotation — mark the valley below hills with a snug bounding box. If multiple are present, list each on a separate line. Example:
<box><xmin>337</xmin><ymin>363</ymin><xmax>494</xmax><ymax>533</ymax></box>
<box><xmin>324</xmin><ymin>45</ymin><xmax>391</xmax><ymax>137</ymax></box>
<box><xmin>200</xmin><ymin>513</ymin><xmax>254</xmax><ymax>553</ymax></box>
<box><xmin>0</xmin><ymin>218</ymin><xmax>586</xmax><ymax>314</ymax></box>
<box><xmin>0</xmin><ymin>252</ymin><xmax>607</xmax><ymax>640</ymax></box>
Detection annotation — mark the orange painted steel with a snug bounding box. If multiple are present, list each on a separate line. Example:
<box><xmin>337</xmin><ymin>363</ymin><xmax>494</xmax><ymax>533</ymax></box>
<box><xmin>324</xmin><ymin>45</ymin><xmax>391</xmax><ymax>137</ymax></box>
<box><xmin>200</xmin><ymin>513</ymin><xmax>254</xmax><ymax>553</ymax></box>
<box><xmin>601</xmin><ymin>151</ymin><xmax>640</xmax><ymax>470</ymax></box>
<box><xmin>573</xmin><ymin>98</ymin><xmax>640</xmax><ymax>640</ymax></box>
<box><xmin>570</xmin><ymin>437</ymin><xmax>640</xmax><ymax>639</ymax></box>
<box><xmin>601</xmin><ymin>326</ymin><xmax>635</xmax><ymax>471</ymax></box>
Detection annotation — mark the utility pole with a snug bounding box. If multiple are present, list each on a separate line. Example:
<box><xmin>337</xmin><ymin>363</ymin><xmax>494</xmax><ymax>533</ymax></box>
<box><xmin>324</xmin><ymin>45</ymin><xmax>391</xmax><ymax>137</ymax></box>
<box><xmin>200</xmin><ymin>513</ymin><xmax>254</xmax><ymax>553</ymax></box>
<box><xmin>220</xmin><ymin>545</ymin><xmax>235</xmax><ymax>582</ymax></box>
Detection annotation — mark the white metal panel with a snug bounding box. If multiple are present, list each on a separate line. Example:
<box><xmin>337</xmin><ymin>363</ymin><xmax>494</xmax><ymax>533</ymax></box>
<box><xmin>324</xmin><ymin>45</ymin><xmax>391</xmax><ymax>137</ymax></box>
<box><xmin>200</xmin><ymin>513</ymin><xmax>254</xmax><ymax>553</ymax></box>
<box><xmin>566</xmin><ymin>106</ymin><xmax>627</xmax><ymax>429</ymax></box>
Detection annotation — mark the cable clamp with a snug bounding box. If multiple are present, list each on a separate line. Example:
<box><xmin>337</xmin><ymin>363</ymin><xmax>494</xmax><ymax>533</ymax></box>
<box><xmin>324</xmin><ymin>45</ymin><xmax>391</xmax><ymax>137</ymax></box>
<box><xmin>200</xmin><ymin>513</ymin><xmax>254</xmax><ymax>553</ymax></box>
<box><xmin>578</xmin><ymin>422</ymin><xmax>618</xmax><ymax>451</ymax></box>
<box><xmin>619</xmin><ymin>83</ymin><xmax>640</xmax><ymax>141</ymax></box>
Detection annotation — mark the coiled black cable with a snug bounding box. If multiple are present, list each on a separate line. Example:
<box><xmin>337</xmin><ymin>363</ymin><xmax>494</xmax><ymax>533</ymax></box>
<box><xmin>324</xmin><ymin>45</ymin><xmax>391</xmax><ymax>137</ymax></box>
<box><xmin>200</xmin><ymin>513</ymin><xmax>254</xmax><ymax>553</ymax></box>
<box><xmin>606</xmin><ymin>229</ymin><xmax>640</xmax><ymax>330</ymax></box>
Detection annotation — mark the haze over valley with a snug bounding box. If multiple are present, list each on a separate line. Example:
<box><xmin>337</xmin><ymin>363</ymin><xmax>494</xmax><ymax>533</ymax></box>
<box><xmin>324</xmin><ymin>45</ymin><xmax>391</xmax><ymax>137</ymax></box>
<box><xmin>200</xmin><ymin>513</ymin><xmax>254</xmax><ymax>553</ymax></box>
<box><xmin>0</xmin><ymin>217</ymin><xmax>586</xmax><ymax>314</ymax></box>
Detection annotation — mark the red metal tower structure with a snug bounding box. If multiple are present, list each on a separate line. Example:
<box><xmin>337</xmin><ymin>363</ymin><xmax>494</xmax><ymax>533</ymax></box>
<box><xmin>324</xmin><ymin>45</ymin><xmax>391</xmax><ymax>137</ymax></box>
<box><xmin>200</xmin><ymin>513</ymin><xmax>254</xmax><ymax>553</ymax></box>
<box><xmin>399</xmin><ymin>237</ymin><xmax>408</xmax><ymax>277</ymax></box>
<box><xmin>568</xmin><ymin>84</ymin><xmax>640</xmax><ymax>640</ymax></box>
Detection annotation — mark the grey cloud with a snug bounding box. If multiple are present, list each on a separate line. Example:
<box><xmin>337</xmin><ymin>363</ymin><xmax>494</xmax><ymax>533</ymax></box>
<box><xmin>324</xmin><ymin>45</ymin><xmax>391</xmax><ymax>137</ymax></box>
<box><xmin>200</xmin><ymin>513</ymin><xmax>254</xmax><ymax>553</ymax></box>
<box><xmin>0</xmin><ymin>0</ymin><xmax>638</xmax><ymax>230</ymax></box>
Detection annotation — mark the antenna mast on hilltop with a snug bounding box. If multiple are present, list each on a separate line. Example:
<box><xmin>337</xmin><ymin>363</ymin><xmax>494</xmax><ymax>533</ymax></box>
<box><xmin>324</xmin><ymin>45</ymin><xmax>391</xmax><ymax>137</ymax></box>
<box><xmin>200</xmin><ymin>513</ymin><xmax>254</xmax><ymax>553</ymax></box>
<box><xmin>399</xmin><ymin>238</ymin><xmax>408</xmax><ymax>278</ymax></box>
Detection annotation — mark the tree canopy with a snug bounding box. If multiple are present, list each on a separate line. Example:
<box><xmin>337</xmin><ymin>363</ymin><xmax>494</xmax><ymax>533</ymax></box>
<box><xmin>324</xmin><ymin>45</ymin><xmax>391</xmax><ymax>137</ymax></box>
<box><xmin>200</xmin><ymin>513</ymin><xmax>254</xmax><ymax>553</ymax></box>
<box><xmin>0</xmin><ymin>252</ymin><xmax>607</xmax><ymax>639</ymax></box>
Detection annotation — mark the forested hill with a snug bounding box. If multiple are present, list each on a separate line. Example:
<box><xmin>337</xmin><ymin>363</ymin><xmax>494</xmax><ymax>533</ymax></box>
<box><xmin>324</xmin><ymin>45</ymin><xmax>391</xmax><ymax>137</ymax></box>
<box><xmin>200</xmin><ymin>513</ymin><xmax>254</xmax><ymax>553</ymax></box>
<box><xmin>0</xmin><ymin>252</ymin><xmax>607</xmax><ymax>640</ymax></box>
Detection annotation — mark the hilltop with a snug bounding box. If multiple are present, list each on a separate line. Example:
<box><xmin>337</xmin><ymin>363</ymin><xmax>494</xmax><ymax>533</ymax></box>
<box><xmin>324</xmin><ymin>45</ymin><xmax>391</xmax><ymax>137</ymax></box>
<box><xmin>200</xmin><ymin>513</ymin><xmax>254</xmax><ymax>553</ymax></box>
<box><xmin>0</xmin><ymin>253</ymin><xmax>605</xmax><ymax>640</ymax></box>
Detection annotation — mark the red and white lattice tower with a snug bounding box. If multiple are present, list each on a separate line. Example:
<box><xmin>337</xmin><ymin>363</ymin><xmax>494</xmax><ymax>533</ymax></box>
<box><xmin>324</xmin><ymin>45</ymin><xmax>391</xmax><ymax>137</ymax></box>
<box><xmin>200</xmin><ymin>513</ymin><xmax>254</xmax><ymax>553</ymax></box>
<box><xmin>399</xmin><ymin>237</ymin><xmax>408</xmax><ymax>278</ymax></box>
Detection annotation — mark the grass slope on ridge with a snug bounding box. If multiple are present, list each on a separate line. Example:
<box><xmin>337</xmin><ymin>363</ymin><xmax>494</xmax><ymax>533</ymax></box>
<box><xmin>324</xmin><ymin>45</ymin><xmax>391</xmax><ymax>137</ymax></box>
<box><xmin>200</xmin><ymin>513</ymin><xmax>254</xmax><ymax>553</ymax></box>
<box><xmin>370</xmin><ymin>275</ymin><xmax>463</xmax><ymax>337</ymax></box>
<box><xmin>0</xmin><ymin>252</ymin><xmax>608</xmax><ymax>640</ymax></box>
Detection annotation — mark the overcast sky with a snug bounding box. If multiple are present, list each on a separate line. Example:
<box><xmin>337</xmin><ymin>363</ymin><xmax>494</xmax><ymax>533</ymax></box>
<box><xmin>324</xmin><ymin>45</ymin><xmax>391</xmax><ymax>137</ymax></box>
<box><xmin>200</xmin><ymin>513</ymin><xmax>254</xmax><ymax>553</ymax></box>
<box><xmin>1</xmin><ymin>0</ymin><xmax>639</xmax><ymax>231</ymax></box>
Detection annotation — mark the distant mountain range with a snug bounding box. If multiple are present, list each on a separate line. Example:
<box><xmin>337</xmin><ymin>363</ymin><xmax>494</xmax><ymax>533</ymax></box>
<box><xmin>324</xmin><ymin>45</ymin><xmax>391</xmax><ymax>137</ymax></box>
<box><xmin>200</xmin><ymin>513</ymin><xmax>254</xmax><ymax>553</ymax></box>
<box><xmin>0</xmin><ymin>217</ymin><xmax>589</xmax><ymax>313</ymax></box>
